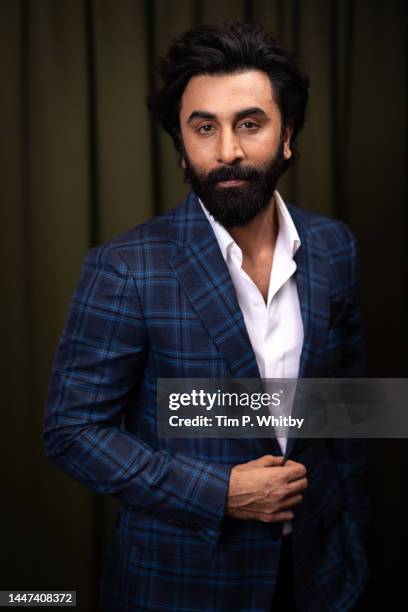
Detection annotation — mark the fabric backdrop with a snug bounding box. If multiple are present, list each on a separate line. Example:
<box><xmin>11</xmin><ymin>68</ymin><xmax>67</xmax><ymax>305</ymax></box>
<box><xmin>1</xmin><ymin>1</ymin><xmax>406</xmax><ymax>610</ymax></box>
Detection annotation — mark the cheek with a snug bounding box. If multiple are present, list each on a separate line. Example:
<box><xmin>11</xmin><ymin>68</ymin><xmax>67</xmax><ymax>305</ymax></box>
<box><xmin>240</xmin><ymin>143</ymin><xmax>275</xmax><ymax>167</ymax></box>
<box><xmin>182</xmin><ymin>135</ymin><xmax>215</xmax><ymax>168</ymax></box>
<box><xmin>242</xmin><ymin>130</ymin><xmax>281</xmax><ymax>155</ymax></box>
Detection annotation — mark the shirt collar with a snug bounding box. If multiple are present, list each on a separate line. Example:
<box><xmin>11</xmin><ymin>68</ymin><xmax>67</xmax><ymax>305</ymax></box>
<box><xmin>274</xmin><ymin>190</ymin><xmax>301</xmax><ymax>258</ymax></box>
<box><xmin>198</xmin><ymin>190</ymin><xmax>301</xmax><ymax>262</ymax></box>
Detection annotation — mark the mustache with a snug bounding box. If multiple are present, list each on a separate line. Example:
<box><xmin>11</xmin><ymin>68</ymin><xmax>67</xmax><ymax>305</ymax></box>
<box><xmin>205</xmin><ymin>165</ymin><xmax>262</xmax><ymax>185</ymax></box>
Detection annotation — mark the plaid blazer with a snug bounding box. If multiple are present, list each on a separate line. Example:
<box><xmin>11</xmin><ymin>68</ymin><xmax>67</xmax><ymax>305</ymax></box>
<box><xmin>44</xmin><ymin>192</ymin><xmax>369</xmax><ymax>612</ymax></box>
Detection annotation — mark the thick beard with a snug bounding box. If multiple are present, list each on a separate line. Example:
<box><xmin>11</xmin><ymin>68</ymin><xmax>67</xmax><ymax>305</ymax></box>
<box><xmin>183</xmin><ymin>137</ymin><xmax>285</xmax><ymax>229</ymax></box>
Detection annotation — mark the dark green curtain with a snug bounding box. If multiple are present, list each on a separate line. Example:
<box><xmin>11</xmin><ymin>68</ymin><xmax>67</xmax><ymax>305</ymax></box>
<box><xmin>1</xmin><ymin>1</ymin><xmax>406</xmax><ymax>610</ymax></box>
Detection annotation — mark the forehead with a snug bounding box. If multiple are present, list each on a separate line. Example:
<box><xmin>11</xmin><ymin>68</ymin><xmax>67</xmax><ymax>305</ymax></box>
<box><xmin>179</xmin><ymin>70</ymin><xmax>278</xmax><ymax>119</ymax></box>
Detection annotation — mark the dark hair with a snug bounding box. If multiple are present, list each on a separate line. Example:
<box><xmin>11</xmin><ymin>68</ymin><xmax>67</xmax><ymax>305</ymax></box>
<box><xmin>147</xmin><ymin>22</ymin><xmax>310</xmax><ymax>169</ymax></box>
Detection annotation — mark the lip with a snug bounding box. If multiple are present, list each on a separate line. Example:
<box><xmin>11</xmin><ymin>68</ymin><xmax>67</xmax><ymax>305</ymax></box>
<box><xmin>217</xmin><ymin>179</ymin><xmax>247</xmax><ymax>187</ymax></box>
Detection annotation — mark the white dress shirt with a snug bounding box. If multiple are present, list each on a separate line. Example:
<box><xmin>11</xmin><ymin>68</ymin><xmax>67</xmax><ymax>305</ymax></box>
<box><xmin>199</xmin><ymin>190</ymin><xmax>304</xmax><ymax>534</ymax></box>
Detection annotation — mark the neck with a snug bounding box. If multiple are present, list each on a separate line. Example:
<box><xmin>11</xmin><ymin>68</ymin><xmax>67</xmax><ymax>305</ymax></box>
<box><xmin>228</xmin><ymin>195</ymin><xmax>278</xmax><ymax>260</ymax></box>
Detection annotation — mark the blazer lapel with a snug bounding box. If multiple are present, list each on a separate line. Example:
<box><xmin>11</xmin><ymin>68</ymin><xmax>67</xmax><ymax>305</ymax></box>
<box><xmin>294</xmin><ymin>234</ymin><xmax>330</xmax><ymax>379</ymax></box>
<box><xmin>293</xmin><ymin>240</ymin><xmax>311</xmax><ymax>379</ymax></box>
<box><xmin>169</xmin><ymin>193</ymin><xmax>260</xmax><ymax>379</ymax></box>
<box><xmin>286</xmin><ymin>206</ymin><xmax>331</xmax><ymax>457</ymax></box>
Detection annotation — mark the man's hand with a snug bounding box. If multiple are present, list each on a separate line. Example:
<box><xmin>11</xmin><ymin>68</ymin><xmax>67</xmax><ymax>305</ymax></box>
<box><xmin>226</xmin><ymin>455</ymin><xmax>308</xmax><ymax>522</ymax></box>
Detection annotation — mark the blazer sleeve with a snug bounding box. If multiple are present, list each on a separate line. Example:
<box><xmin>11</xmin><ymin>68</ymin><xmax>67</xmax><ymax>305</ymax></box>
<box><xmin>326</xmin><ymin>223</ymin><xmax>370</xmax><ymax>538</ymax></box>
<box><xmin>43</xmin><ymin>243</ymin><xmax>232</xmax><ymax>545</ymax></box>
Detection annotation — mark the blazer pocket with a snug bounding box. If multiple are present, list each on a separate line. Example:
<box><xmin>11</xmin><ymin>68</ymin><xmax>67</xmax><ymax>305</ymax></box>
<box><xmin>123</xmin><ymin>507</ymin><xmax>216</xmax><ymax>561</ymax></box>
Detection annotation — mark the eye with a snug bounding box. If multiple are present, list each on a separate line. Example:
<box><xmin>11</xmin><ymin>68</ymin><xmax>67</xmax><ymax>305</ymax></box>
<box><xmin>238</xmin><ymin>121</ymin><xmax>259</xmax><ymax>130</ymax></box>
<box><xmin>197</xmin><ymin>123</ymin><xmax>215</xmax><ymax>134</ymax></box>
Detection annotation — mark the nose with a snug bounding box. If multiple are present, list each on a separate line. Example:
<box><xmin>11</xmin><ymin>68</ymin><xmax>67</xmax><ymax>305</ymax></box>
<box><xmin>216</xmin><ymin>127</ymin><xmax>244</xmax><ymax>165</ymax></box>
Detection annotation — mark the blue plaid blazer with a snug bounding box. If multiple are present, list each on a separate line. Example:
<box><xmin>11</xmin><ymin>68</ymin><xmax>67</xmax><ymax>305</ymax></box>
<box><xmin>44</xmin><ymin>192</ymin><xmax>369</xmax><ymax>612</ymax></box>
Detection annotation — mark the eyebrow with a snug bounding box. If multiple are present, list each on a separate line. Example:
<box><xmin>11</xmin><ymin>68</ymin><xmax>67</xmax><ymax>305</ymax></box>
<box><xmin>186</xmin><ymin>106</ymin><xmax>269</xmax><ymax>124</ymax></box>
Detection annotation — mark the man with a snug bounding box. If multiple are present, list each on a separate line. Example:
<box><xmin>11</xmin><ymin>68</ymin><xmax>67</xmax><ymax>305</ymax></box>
<box><xmin>44</xmin><ymin>23</ymin><xmax>369</xmax><ymax>611</ymax></box>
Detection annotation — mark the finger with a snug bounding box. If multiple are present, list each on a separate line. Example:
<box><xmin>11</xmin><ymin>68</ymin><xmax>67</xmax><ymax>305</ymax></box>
<box><xmin>235</xmin><ymin>455</ymin><xmax>283</xmax><ymax>470</ymax></box>
<box><xmin>282</xmin><ymin>461</ymin><xmax>307</xmax><ymax>481</ymax></box>
<box><xmin>284</xmin><ymin>459</ymin><xmax>307</xmax><ymax>471</ymax></box>
<box><xmin>285</xmin><ymin>477</ymin><xmax>308</xmax><ymax>495</ymax></box>
<box><xmin>252</xmin><ymin>455</ymin><xmax>285</xmax><ymax>467</ymax></box>
<box><xmin>279</xmin><ymin>494</ymin><xmax>303</xmax><ymax>510</ymax></box>
<box><xmin>259</xmin><ymin>511</ymin><xmax>294</xmax><ymax>523</ymax></box>
<box><xmin>233</xmin><ymin>454</ymin><xmax>285</xmax><ymax>473</ymax></box>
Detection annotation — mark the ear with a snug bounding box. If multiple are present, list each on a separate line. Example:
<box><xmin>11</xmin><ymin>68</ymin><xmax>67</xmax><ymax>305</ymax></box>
<box><xmin>283</xmin><ymin>122</ymin><xmax>293</xmax><ymax>160</ymax></box>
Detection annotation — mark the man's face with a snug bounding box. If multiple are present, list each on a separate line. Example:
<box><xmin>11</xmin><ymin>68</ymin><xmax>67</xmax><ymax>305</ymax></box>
<box><xmin>179</xmin><ymin>70</ymin><xmax>292</xmax><ymax>228</ymax></box>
